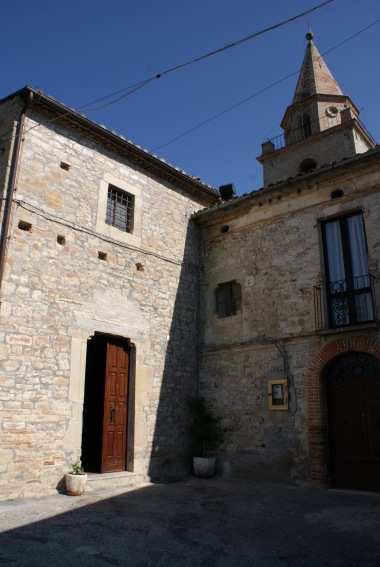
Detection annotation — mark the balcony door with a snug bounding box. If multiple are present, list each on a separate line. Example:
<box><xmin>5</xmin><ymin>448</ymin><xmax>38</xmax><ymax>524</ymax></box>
<box><xmin>322</xmin><ymin>212</ymin><xmax>374</xmax><ymax>327</ymax></box>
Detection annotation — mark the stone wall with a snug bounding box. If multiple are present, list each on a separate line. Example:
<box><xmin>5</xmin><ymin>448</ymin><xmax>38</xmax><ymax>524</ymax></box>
<box><xmin>0</xmin><ymin>98</ymin><xmax>213</xmax><ymax>499</ymax></box>
<box><xmin>261</xmin><ymin>126</ymin><xmax>368</xmax><ymax>187</ymax></box>
<box><xmin>1</xmin><ymin>91</ymin><xmax>379</xmax><ymax>498</ymax></box>
<box><xmin>196</xmin><ymin>156</ymin><xmax>380</xmax><ymax>484</ymax></box>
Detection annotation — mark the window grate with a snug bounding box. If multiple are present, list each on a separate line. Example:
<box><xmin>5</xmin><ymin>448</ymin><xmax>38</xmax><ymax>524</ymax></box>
<box><xmin>105</xmin><ymin>185</ymin><xmax>134</xmax><ymax>233</ymax></box>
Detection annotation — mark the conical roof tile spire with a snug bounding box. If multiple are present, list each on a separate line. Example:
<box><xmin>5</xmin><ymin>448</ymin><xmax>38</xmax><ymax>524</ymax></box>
<box><xmin>292</xmin><ymin>32</ymin><xmax>342</xmax><ymax>102</ymax></box>
<box><xmin>258</xmin><ymin>31</ymin><xmax>376</xmax><ymax>187</ymax></box>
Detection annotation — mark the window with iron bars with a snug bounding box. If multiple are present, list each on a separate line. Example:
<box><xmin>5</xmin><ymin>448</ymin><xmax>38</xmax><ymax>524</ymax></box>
<box><xmin>105</xmin><ymin>185</ymin><xmax>134</xmax><ymax>233</ymax></box>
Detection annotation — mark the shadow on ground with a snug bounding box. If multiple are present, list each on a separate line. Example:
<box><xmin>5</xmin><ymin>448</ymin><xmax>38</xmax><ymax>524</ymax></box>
<box><xmin>0</xmin><ymin>478</ymin><xmax>379</xmax><ymax>567</ymax></box>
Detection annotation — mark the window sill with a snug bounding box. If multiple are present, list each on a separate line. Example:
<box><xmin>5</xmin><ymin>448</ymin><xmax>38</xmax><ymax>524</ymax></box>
<box><xmin>316</xmin><ymin>321</ymin><xmax>379</xmax><ymax>335</ymax></box>
<box><xmin>213</xmin><ymin>312</ymin><xmax>242</xmax><ymax>322</ymax></box>
<box><xmin>96</xmin><ymin>221</ymin><xmax>142</xmax><ymax>248</ymax></box>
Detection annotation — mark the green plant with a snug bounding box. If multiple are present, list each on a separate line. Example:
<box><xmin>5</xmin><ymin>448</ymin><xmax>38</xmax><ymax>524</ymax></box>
<box><xmin>187</xmin><ymin>396</ymin><xmax>223</xmax><ymax>457</ymax></box>
<box><xmin>68</xmin><ymin>461</ymin><xmax>85</xmax><ymax>475</ymax></box>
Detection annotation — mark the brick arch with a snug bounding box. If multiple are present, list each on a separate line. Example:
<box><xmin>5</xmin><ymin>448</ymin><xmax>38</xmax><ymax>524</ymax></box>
<box><xmin>306</xmin><ymin>337</ymin><xmax>380</xmax><ymax>488</ymax></box>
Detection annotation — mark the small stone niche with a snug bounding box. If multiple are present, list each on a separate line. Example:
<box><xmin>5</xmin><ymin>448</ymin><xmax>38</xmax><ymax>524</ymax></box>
<box><xmin>331</xmin><ymin>189</ymin><xmax>344</xmax><ymax>199</ymax></box>
<box><xmin>135</xmin><ymin>262</ymin><xmax>144</xmax><ymax>272</ymax></box>
<box><xmin>57</xmin><ymin>235</ymin><xmax>66</xmax><ymax>246</ymax></box>
<box><xmin>18</xmin><ymin>220</ymin><xmax>32</xmax><ymax>232</ymax></box>
<box><xmin>98</xmin><ymin>251</ymin><xmax>107</xmax><ymax>261</ymax></box>
<box><xmin>60</xmin><ymin>162</ymin><xmax>70</xmax><ymax>171</ymax></box>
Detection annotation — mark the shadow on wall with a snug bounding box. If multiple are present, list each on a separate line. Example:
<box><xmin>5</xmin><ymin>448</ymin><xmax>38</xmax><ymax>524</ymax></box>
<box><xmin>147</xmin><ymin>218</ymin><xmax>200</xmax><ymax>481</ymax></box>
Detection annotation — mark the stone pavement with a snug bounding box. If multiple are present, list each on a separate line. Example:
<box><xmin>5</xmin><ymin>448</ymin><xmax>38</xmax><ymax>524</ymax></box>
<box><xmin>0</xmin><ymin>477</ymin><xmax>379</xmax><ymax>566</ymax></box>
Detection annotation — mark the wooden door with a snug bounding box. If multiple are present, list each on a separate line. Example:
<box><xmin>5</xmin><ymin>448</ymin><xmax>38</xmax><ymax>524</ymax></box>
<box><xmin>101</xmin><ymin>338</ymin><xmax>129</xmax><ymax>473</ymax></box>
<box><xmin>327</xmin><ymin>353</ymin><xmax>380</xmax><ymax>492</ymax></box>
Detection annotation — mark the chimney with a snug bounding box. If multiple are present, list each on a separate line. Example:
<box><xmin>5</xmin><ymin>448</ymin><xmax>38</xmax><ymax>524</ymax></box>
<box><xmin>219</xmin><ymin>184</ymin><xmax>236</xmax><ymax>200</ymax></box>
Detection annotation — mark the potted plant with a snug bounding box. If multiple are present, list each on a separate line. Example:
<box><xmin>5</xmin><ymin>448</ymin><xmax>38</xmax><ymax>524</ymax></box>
<box><xmin>65</xmin><ymin>461</ymin><xmax>87</xmax><ymax>496</ymax></box>
<box><xmin>187</xmin><ymin>396</ymin><xmax>223</xmax><ymax>478</ymax></box>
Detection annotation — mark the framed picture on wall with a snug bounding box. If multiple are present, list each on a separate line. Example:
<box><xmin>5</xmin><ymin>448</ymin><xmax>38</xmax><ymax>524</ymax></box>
<box><xmin>268</xmin><ymin>379</ymin><xmax>288</xmax><ymax>410</ymax></box>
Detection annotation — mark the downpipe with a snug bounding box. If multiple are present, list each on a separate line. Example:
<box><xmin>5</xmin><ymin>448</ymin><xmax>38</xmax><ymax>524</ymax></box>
<box><xmin>0</xmin><ymin>91</ymin><xmax>33</xmax><ymax>296</ymax></box>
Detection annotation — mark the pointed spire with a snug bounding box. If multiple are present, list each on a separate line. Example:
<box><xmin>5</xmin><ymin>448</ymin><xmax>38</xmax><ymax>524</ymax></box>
<box><xmin>292</xmin><ymin>32</ymin><xmax>343</xmax><ymax>103</ymax></box>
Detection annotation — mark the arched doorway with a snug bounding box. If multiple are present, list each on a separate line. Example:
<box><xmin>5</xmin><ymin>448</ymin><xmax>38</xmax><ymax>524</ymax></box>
<box><xmin>326</xmin><ymin>352</ymin><xmax>380</xmax><ymax>491</ymax></box>
<box><xmin>306</xmin><ymin>337</ymin><xmax>380</xmax><ymax>490</ymax></box>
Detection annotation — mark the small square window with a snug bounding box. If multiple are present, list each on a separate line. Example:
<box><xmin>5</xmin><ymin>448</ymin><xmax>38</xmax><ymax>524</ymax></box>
<box><xmin>105</xmin><ymin>185</ymin><xmax>134</xmax><ymax>233</ymax></box>
<box><xmin>96</xmin><ymin>175</ymin><xmax>141</xmax><ymax>247</ymax></box>
<box><xmin>216</xmin><ymin>281</ymin><xmax>241</xmax><ymax>318</ymax></box>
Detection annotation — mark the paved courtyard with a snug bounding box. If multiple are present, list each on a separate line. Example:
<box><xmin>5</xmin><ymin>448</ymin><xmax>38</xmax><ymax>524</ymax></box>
<box><xmin>0</xmin><ymin>477</ymin><xmax>379</xmax><ymax>566</ymax></box>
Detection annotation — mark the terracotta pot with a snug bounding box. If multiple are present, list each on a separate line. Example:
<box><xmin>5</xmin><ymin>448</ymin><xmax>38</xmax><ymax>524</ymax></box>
<box><xmin>65</xmin><ymin>473</ymin><xmax>88</xmax><ymax>496</ymax></box>
<box><xmin>193</xmin><ymin>456</ymin><xmax>216</xmax><ymax>478</ymax></box>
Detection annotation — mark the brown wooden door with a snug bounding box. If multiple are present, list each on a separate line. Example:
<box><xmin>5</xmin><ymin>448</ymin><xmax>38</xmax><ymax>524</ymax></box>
<box><xmin>101</xmin><ymin>338</ymin><xmax>129</xmax><ymax>473</ymax></box>
<box><xmin>327</xmin><ymin>353</ymin><xmax>380</xmax><ymax>492</ymax></box>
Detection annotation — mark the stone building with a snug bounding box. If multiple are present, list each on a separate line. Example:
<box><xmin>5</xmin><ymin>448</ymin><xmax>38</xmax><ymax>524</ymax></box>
<box><xmin>0</xmin><ymin>87</ymin><xmax>219</xmax><ymax>499</ymax></box>
<box><xmin>195</xmin><ymin>33</ymin><xmax>380</xmax><ymax>491</ymax></box>
<box><xmin>0</xmin><ymin>33</ymin><xmax>379</xmax><ymax>500</ymax></box>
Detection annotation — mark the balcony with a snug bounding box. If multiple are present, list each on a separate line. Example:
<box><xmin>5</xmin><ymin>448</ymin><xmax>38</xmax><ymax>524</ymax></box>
<box><xmin>314</xmin><ymin>274</ymin><xmax>377</xmax><ymax>332</ymax></box>
<box><xmin>261</xmin><ymin>112</ymin><xmax>375</xmax><ymax>154</ymax></box>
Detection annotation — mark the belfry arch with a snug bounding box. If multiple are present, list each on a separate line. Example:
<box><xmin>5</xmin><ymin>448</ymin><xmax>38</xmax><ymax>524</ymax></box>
<box><xmin>306</xmin><ymin>337</ymin><xmax>380</xmax><ymax>489</ymax></box>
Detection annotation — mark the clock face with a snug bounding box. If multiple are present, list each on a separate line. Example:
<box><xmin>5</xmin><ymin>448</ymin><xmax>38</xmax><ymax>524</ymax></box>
<box><xmin>326</xmin><ymin>106</ymin><xmax>339</xmax><ymax>118</ymax></box>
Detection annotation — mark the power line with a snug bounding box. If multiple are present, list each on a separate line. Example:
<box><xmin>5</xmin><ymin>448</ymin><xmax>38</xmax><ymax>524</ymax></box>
<box><xmin>72</xmin><ymin>1</ymin><xmax>335</xmax><ymax>112</ymax></box>
<box><xmin>15</xmin><ymin>199</ymin><xmax>188</xmax><ymax>267</ymax></box>
<box><xmin>152</xmin><ymin>72</ymin><xmax>300</xmax><ymax>152</ymax></box>
<box><xmin>0</xmin><ymin>1</ymin><xmax>335</xmax><ymax>145</ymax></box>
<box><xmin>23</xmin><ymin>15</ymin><xmax>378</xmax><ymax>189</ymax></box>
<box><xmin>152</xmin><ymin>17</ymin><xmax>380</xmax><ymax>152</ymax></box>
<box><xmin>76</xmin><ymin>80</ymin><xmax>151</xmax><ymax>110</ymax></box>
<box><xmin>0</xmin><ymin>0</ymin><xmax>334</xmax><ymax>146</ymax></box>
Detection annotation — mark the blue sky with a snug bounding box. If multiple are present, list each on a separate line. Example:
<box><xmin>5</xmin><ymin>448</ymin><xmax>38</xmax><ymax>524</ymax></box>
<box><xmin>3</xmin><ymin>0</ymin><xmax>380</xmax><ymax>194</ymax></box>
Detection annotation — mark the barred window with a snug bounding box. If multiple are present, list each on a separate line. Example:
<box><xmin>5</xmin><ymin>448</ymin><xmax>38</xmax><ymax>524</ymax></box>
<box><xmin>216</xmin><ymin>281</ymin><xmax>242</xmax><ymax>318</ymax></box>
<box><xmin>105</xmin><ymin>185</ymin><xmax>134</xmax><ymax>233</ymax></box>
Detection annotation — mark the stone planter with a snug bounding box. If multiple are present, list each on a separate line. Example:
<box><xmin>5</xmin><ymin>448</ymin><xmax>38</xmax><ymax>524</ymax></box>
<box><xmin>193</xmin><ymin>456</ymin><xmax>216</xmax><ymax>478</ymax></box>
<box><xmin>65</xmin><ymin>473</ymin><xmax>88</xmax><ymax>496</ymax></box>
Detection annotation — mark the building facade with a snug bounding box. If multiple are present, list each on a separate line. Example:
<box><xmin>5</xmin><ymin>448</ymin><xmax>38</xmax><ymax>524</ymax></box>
<box><xmin>0</xmin><ymin>89</ymin><xmax>219</xmax><ymax>499</ymax></box>
<box><xmin>0</xmin><ymin>33</ymin><xmax>379</xmax><ymax>499</ymax></box>
<box><xmin>195</xmin><ymin>33</ymin><xmax>380</xmax><ymax>491</ymax></box>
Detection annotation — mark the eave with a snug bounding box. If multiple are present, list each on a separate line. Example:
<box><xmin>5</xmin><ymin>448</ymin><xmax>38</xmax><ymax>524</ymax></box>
<box><xmin>194</xmin><ymin>146</ymin><xmax>380</xmax><ymax>226</ymax></box>
<box><xmin>0</xmin><ymin>86</ymin><xmax>220</xmax><ymax>206</ymax></box>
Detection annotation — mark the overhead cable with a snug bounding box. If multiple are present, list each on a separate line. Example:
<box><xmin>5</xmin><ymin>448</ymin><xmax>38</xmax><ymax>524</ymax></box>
<box><xmin>152</xmin><ymin>17</ymin><xmax>380</xmax><ymax>151</ymax></box>
<box><xmin>78</xmin><ymin>0</ymin><xmax>335</xmax><ymax>111</ymax></box>
<box><xmin>0</xmin><ymin>1</ymin><xmax>335</xmax><ymax>144</ymax></box>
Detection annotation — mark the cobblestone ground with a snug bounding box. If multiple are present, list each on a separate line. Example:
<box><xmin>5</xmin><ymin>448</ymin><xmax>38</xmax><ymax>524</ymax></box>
<box><xmin>0</xmin><ymin>478</ymin><xmax>379</xmax><ymax>567</ymax></box>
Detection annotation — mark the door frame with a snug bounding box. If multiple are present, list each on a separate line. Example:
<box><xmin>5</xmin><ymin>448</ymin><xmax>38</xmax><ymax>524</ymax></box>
<box><xmin>306</xmin><ymin>337</ymin><xmax>380</xmax><ymax>489</ymax></box>
<box><xmin>80</xmin><ymin>332</ymin><xmax>136</xmax><ymax>474</ymax></box>
<box><xmin>325</xmin><ymin>352</ymin><xmax>380</xmax><ymax>490</ymax></box>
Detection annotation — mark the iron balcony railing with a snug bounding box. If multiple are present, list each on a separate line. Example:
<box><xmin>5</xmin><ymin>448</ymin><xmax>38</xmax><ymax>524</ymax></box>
<box><xmin>314</xmin><ymin>274</ymin><xmax>377</xmax><ymax>331</ymax></box>
<box><xmin>265</xmin><ymin>115</ymin><xmax>375</xmax><ymax>152</ymax></box>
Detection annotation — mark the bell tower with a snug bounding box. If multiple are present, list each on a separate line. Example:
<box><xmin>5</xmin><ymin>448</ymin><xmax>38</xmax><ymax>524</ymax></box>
<box><xmin>257</xmin><ymin>32</ymin><xmax>376</xmax><ymax>187</ymax></box>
